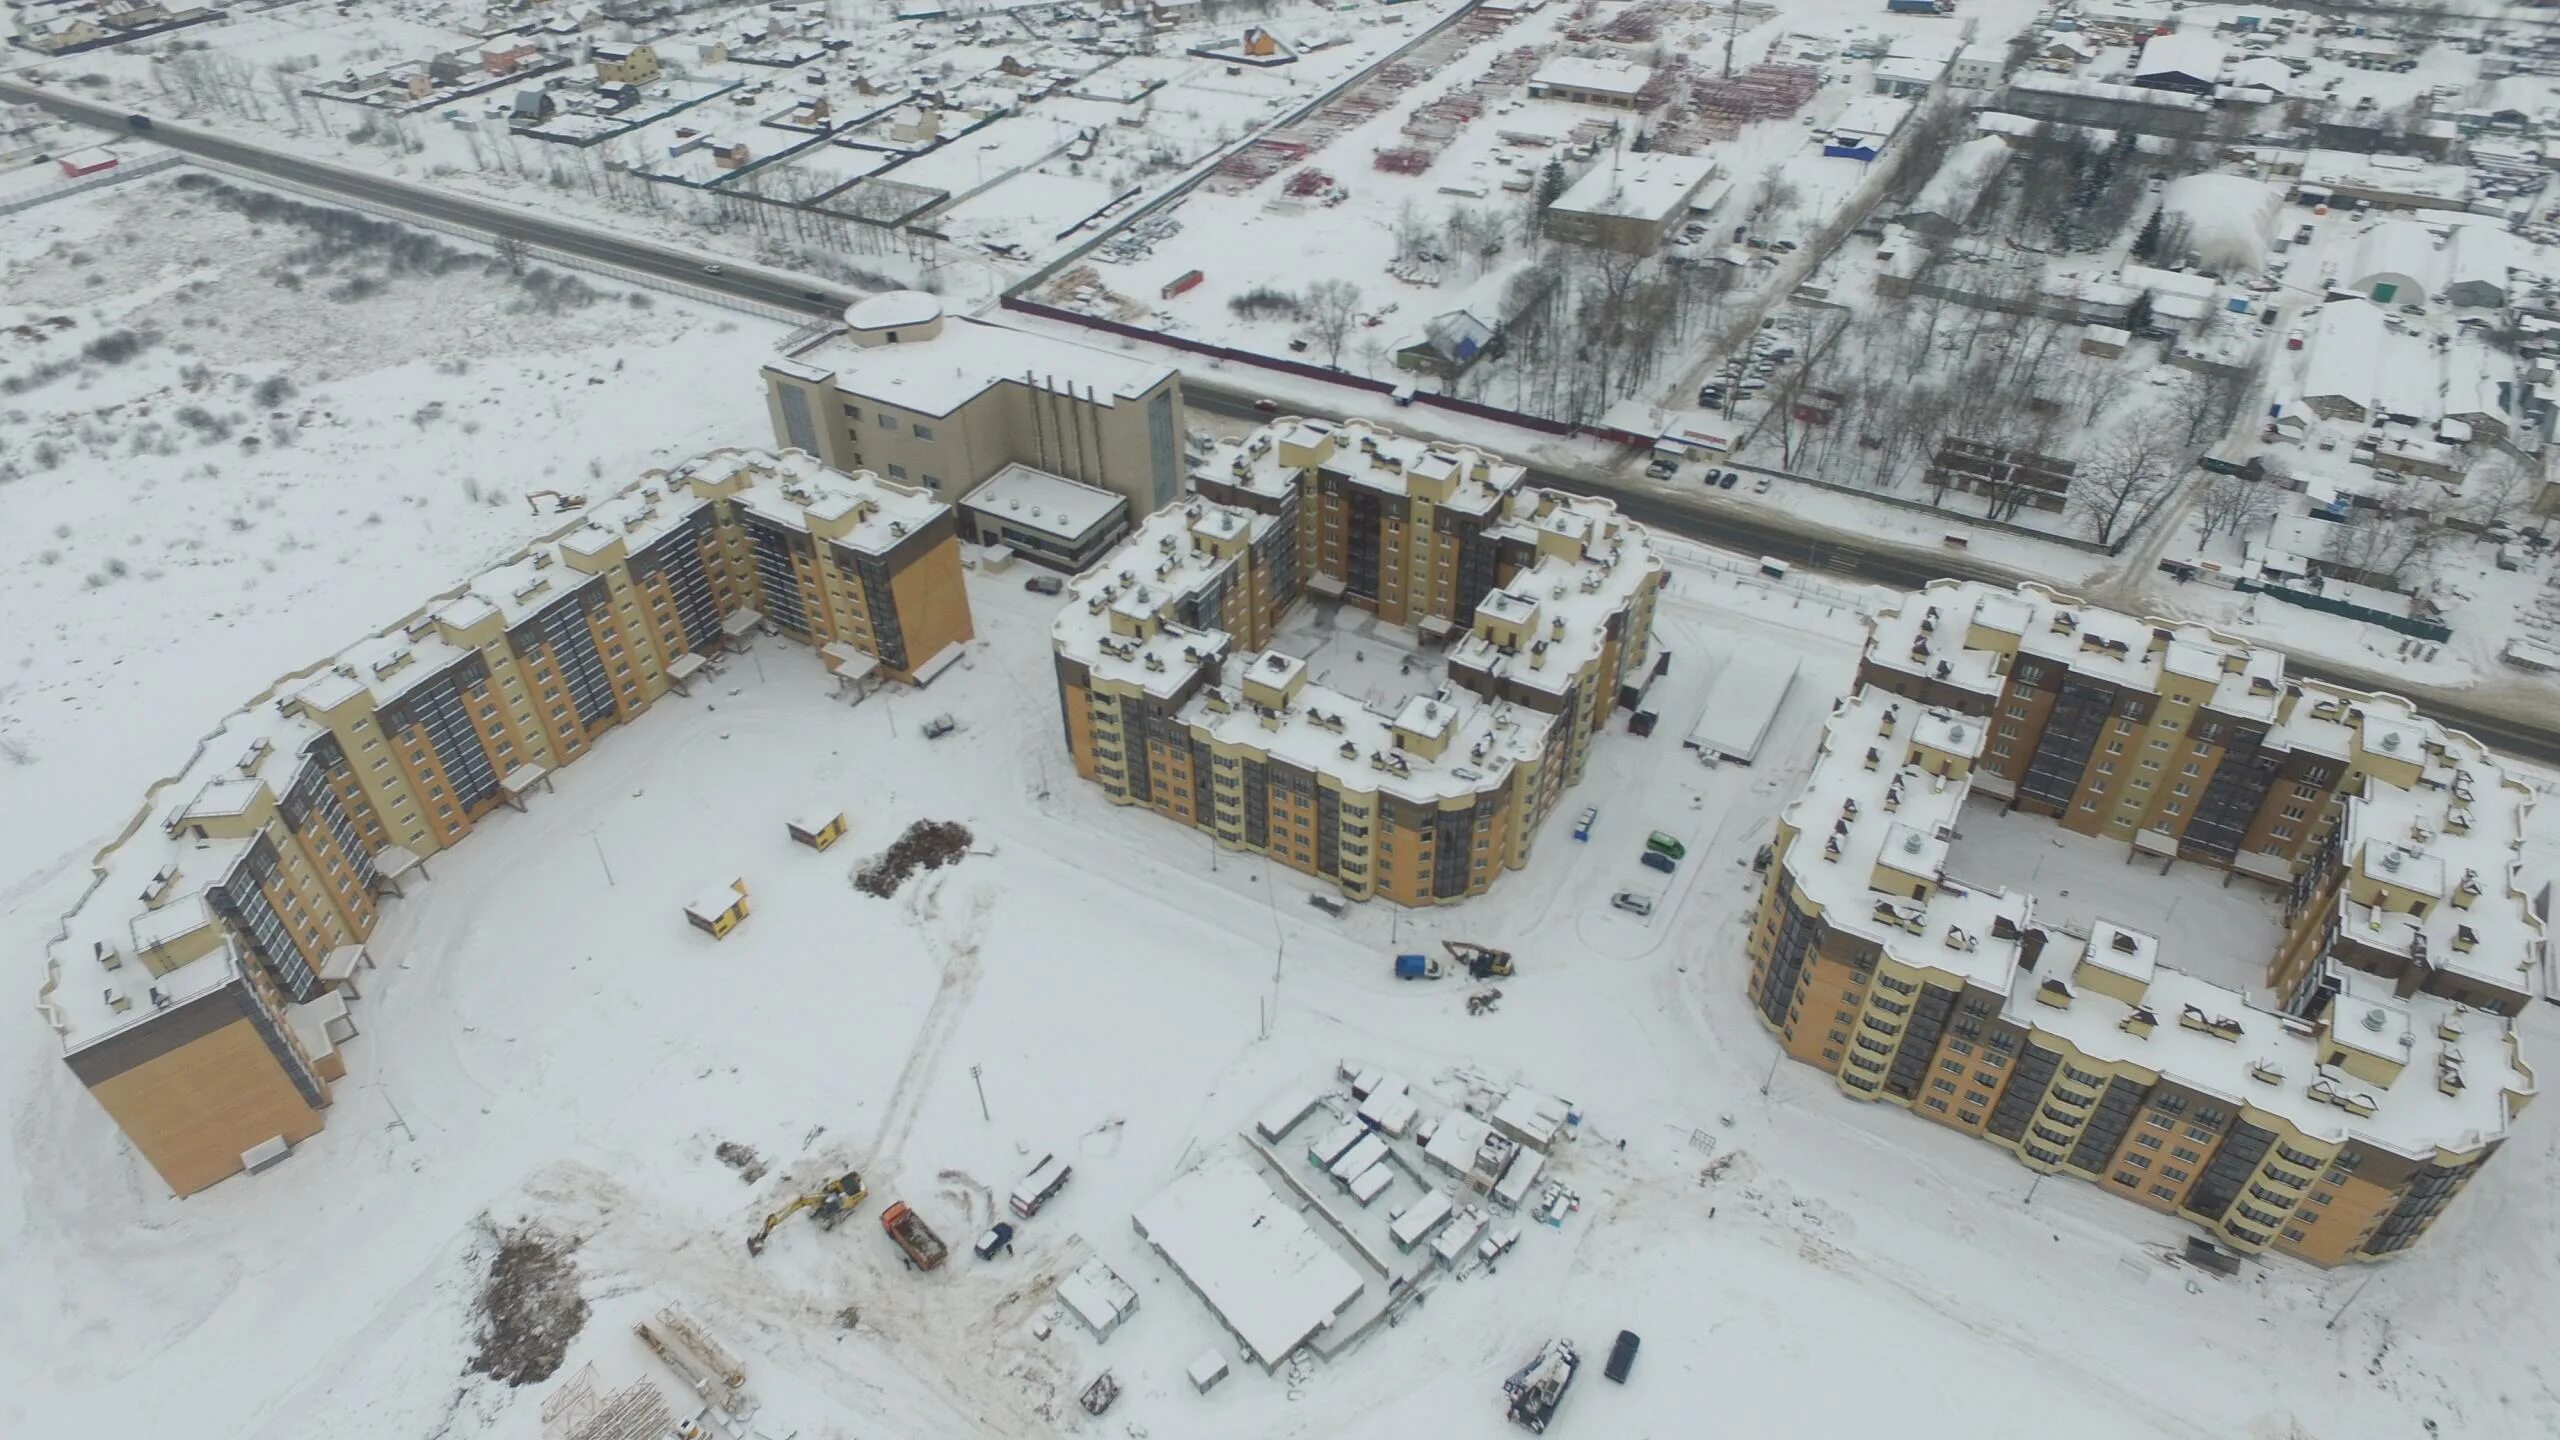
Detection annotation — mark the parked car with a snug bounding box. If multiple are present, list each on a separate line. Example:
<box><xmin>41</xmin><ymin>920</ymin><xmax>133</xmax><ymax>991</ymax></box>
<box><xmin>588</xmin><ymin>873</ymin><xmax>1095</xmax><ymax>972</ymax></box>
<box><xmin>1610</xmin><ymin>891</ymin><xmax>1655</xmax><ymax>917</ymax></box>
<box><xmin>1572</xmin><ymin>806</ymin><xmax>1598</xmax><ymax>841</ymax></box>
<box><xmin>127</xmin><ymin>113</ymin><xmax>153</xmax><ymax>130</ymax></box>
<box><xmin>1753</xmin><ymin>475</ymin><xmax>1773</xmax><ymax>494</ymax></box>
<box><xmin>974</xmin><ymin>1222</ymin><xmax>1016</xmax><ymax>1260</ymax></box>
<box><xmin>1645</xmin><ymin>831</ymin><xmax>1687</xmax><ymax>861</ymax></box>
<box><xmin>921</xmin><ymin>713</ymin><xmax>958</xmax><ymax>739</ymax></box>
<box><xmin>1644</xmin><ymin>456</ymin><xmax>1679</xmax><ymax>479</ymax></box>
<box><xmin>1024</xmin><ymin>574</ymin><xmax>1065</xmax><ymax>595</ymax></box>
<box><xmin>1703</xmin><ymin>468</ymin><xmax>1724</xmax><ymax>487</ymax></box>
<box><xmin>1639</xmin><ymin>850</ymin><xmax>1678</xmax><ymax>875</ymax></box>
<box><xmin>1719</xmin><ymin>470</ymin><xmax>1739</xmax><ymax>489</ymax></box>
<box><xmin>1605</xmin><ymin>1330</ymin><xmax>1642</xmax><ymax>1383</ymax></box>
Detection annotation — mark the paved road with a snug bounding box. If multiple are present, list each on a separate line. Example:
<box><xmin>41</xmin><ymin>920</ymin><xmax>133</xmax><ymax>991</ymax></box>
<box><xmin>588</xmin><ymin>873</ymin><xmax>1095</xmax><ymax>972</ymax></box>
<box><xmin>0</xmin><ymin>81</ymin><xmax>853</xmax><ymax>318</ymax></box>
<box><xmin>17</xmin><ymin>80</ymin><xmax>2556</xmax><ymax>764</ymax></box>
<box><xmin>1184</xmin><ymin>383</ymin><xmax>2560</xmax><ymax>766</ymax></box>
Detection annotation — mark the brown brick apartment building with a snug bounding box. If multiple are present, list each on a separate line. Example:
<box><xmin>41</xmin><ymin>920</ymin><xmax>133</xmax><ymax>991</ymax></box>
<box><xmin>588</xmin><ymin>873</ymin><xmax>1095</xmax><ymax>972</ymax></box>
<box><xmin>1746</xmin><ymin>581</ymin><xmax>2541</xmax><ymax>1264</ymax></box>
<box><xmin>1052</xmin><ymin>418</ymin><xmax>1665</xmax><ymax>906</ymax></box>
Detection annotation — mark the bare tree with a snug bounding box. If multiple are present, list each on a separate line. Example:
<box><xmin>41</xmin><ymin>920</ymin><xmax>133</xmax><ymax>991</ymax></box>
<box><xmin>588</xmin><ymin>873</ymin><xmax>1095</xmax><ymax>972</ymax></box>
<box><xmin>2194</xmin><ymin>471</ymin><xmax>2278</xmax><ymax>546</ymax></box>
<box><xmin>2320</xmin><ymin>509</ymin><xmax>2442</xmax><ymax>590</ymax></box>
<box><xmin>2076</xmin><ymin>410</ymin><xmax>2183</xmax><ymax>546</ymax></box>
<box><xmin>1303</xmin><ymin>278</ymin><xmax>1362</xmax><ymax>369</ymax></box>
<box><xmin>2461</xmin><ymin>456</ymin><xmax>2534</xmax><ymax>533</ymax></box>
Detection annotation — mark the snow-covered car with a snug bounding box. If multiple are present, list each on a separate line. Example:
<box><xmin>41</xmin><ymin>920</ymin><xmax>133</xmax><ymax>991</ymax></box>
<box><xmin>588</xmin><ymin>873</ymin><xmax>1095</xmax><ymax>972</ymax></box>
<box><xmin>921</xmin><ymin>714</ymin><xmax>958</xmax><ymax>739</ymax></box>
<box><xmin>1611</xmin><ymin>891</ymin><xmax>1654</xmax><ymax>917</ymax></box>
<box><xmin>1644</xmin><ymin>457</ymin><xmax>1678</xmax><ymax>479</ymax></box>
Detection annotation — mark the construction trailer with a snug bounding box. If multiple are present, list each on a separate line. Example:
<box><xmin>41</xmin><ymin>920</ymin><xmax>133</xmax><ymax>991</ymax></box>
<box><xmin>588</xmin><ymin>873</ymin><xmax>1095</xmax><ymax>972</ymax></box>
<box><xmin>788</xmin><ymin>812</ymin><xmax>847</xmax><ymax>851</ymax></box>
<box><xmin>685</xmin><ymin>879</ymin><xmax>751</xmax><ymax>938</ymax></box>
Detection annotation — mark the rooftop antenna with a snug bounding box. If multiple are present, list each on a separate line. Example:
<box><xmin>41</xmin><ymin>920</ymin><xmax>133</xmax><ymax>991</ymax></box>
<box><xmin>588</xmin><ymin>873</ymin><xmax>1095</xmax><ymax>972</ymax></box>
<box><xmin>1724</xmin><ymin>0</ymin><xmax>1739</xmax><ymax>79</ymax></box>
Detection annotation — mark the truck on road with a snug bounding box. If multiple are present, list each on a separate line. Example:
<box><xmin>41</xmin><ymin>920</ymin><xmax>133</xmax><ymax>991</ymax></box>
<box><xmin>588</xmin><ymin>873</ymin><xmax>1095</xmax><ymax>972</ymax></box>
<box><xmin>881</xmin><ymin>1201</ymin><xmax>948</xmax><ymax>1271</ymax></box>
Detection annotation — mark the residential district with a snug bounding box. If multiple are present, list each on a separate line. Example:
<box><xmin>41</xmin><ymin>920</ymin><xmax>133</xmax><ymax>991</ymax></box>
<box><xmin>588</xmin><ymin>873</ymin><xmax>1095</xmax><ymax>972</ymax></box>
<box><xmin>11</xmin><ymin>0</ymin><xmax>2560</xmax><ymax>1434</ymax></box>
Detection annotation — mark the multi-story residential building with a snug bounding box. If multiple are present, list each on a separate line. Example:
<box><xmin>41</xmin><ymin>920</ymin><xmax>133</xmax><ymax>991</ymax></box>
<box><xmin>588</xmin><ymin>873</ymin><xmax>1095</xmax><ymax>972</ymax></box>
<box><xmin>36</xmin><ymin>449</ymin><xmax>972</xmax><ymax>1197</ymax></box>
<box><xmin>1053</xmin><ymin>418</ymin><xmax>1664</xmax><ymax>905</ymax></box>
<box><xmin>760</xmin><ymin>291</ymin><xmax>1186</xmax><ymax>522</ymax></box>
<box><xmin>1748</xmin><ymin>581</ymin><xmax>2542</xmax><ymax>1264</ymax></box>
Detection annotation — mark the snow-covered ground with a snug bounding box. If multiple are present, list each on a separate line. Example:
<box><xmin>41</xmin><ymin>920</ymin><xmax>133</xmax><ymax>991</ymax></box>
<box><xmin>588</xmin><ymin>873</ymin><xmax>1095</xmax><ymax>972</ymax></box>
<box><xmin>0</xmin><ymin>167</ymin><xmax>788</xmax><ymax>891</ymax></box>
<box><xmin>10</xmin><ymin>517</ymin><xmax>2560</xmax><ymax>1437</ymax></box>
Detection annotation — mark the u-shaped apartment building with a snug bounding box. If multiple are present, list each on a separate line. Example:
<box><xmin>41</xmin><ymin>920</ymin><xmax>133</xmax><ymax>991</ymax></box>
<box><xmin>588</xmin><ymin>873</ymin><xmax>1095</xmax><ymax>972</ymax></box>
<box><xmin>1749</xmin><ymin>581</ymin><xmax>2542</xmax><ymax>1264</ymax></box>
<box><xmin>36</xmin><ymin>449</ymin><xmax>973</xmax><ymax>1196</ymax></box>
<box><xmin>1049</xmin><ymin>417</ymin><xmax>1666</xmax><ymax>906</ymax></box>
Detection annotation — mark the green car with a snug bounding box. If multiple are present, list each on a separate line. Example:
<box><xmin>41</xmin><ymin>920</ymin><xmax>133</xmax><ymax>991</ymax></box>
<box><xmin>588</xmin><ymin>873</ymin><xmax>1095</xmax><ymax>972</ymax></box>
<box><xmin>1645</xmin><ymin>831</ymin><xmax>1686</xmax><ymax>861</ymax></box>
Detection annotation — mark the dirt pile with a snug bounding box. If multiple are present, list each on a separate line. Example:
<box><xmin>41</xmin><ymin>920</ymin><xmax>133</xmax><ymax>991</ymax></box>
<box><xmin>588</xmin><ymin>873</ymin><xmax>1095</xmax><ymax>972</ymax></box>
<box><xmin>853</xmin><ymin>820</ymin><xmax>973</xmax><ymax>897</ymax></box>
<box><xmin>714</xmin><ymin>1141</ymin><xmax>766</xmax><ymax>1183</ymax></box>
<box><xmin>468</xmin><ymin>1226</ymin><xmax>589</xmax><ymax>1387</ymax></box>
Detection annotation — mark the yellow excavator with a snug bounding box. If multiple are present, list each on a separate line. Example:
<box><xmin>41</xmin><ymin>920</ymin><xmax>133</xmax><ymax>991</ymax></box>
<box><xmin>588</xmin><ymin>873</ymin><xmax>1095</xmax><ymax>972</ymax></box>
<box><xmin>746</xmin><ymin>1169</ymin><xmax>868</xmax><ymax>1257</ymax></box>
<box><xmin>1444</xmin><ymin>940</ymin><xmax>1515</xmax><ymax>979</ymax></box>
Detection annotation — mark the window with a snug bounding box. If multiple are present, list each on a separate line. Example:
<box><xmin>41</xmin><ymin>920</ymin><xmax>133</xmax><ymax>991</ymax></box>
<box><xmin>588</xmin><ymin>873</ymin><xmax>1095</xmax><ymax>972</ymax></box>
<box><xmin>886</xmin><ymin>464</ymin><xmax>909</xmax><ymax>480</ymax></box>
<box><xmin>2127</xmin><ymin>1153</ymin><xmax>2151</xmax><ymax>1170</ymax></box>
<box><xmin>1932</xmin><ymin>1078</ymin><xmax>1958</xmax><ymax>1094</ymax></box>
<box><xmin>1959</xmin><ymin>1110</ymin><xmax>1982</xmax><ymax>1124</ymax></box>
<box><xmin>877</xmin><ymin>414</ymin><xmax>901</xmax><ymax>433</ymax></box>
<box><xmin>1925</xmin><ymin>1098</ymin><xmax>1950</xmax><ymax>1112</ymax></box>
<box><xmin>2136</xmin><ymin>1132</ymin><xmax>2162</xmax><ymax>1149</ymax></box>
<box><xmin>2114</xmin><ymin>1171</ymin><xmax>2140</xmax><ymax>1187</ymax></box>
<box><xmin>2283</xmin><ymin>1227</ymin><xmax>2307</xmax><ymax>1243</ymax></box>
<box><xmin>1964</xmin><ymin>1089</ymin><xmax>1989</xmax><ymax>1105</ymax></box>
<box><xmin>2172</xmin><ymin>1146</ymin><xmax>2201</xmax><ymax>1163</ymax></box>
<box><xmin>2162</xmin><ymin>1166</ymin><xmax>2190</xmax><ymax>1183</ymax></box>
<box><xmin>912</xmin><ymin>423</ymin><xmax>935</xmax><ymax>440</ymax></box>
<box><xmin>2150</xmin><ymin>1184</ymin><xmax>2178</xmax><ymax>1201</ymax></box>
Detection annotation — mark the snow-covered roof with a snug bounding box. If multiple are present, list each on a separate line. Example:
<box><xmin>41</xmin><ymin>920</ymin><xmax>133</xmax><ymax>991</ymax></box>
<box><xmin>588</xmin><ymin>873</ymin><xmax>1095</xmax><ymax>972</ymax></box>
<box><xmin>844</xmin><ymin>288</ymin><xmax>942</xmax><ymax>332</ymax></box>
<box><xmin>2133</xmin><ymin>31</ymin><xmax>2224</xmax><ymax>84</ymax></box>
<box><xmin>2158</xmin><ymin>173</ymin><xmax>2281</xmax><ymax>274</ymax></box>
<box><xmin>959</xmin><ymin>463</ymin><xmax>1126</xmax><ymax>542</ymax></box>
<box><xmin>1901</xmin><ymin>134</ymin><xmax>2008</xmax><ymax>222</ymax></box>
<box><xmin>1548</xmin><ymin>151</ymin><xmax>1716</xmax><ymax>222</ymax></box>
<box><xmin>1528</xmin><ymin>56</ymin><xmax>1653</xmax><ymax>99</ymax></box>
<box><xmin>2297</xmin><ymin>299</ymin><xmax>2435</xmax><ymax>420</ymax></box>
<box><xmin>2349</xmin><ymin>218</ymin><xmax>2445</xmax><ymax>296</ymax></box>
<box><xmin>781</xmin><ymin>315</ymin><xmax>1175</xmax><ymax>419</ymax></box>
<box><xmin>727</xmin><ymin>449</ymin><xmax>952</xmax><ymax>557</ymax></box>
<box><xmin>1131</xmin><ymin>1149</ymin><xmax>1365</xmax><ymax>1367</ymax></box>
<box><xmin>1831</xmin><ymin>95</ymin><xmax>1913</xmax><ymax>143</ymax></box>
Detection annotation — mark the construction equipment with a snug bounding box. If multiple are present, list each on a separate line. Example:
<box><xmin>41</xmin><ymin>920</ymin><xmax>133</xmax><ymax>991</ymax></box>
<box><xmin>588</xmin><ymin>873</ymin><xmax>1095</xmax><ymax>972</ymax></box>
<box><xmin>525</xmin><ymin>489</ymin><xmax>589</xmax><ymax>515</ymax></box>
<box><xmin>1443</xmin><ymin>940</ymin><xmax>1514</xmax><ymax>979</ymax></box>
<box><xmin>745</xmin><ymin>1169</ymin><xmax>868</xmax><ymax>1256</ymax></box>
<box><xmin>1503</xmin><ymin>1338</ymin><xmax>1579</xmax><ymax>1432</ymax></box>
<box><xmin>881</xmin><ymin>1200</ymin><xmax>949</xmax><ymax>1271</ymax></box>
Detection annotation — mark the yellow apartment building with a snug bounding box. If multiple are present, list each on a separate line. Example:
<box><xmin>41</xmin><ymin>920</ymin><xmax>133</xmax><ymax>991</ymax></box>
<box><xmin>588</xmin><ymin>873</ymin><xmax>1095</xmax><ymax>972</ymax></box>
<box><xmin>1748</xmin><ymin>582</ymin><xmax>2542</xmax><ymax>1263</ymax></box>
<box><xmin>37</xmin><ymin>449</ymin><xmax>972</xmax><ymax>1196</ymax></box>
<box><xmin>1052</xmin><ymin>418</ymin><xmax>1664</xmax><ymax>905</ymax></box>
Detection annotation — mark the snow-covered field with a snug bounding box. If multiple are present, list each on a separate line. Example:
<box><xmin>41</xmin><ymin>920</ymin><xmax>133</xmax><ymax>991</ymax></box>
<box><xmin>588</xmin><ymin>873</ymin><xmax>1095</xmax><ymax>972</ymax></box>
<box><xmin>0</xmin><ymin>168</ymin><xmax>787</xmax><ymax>890</ymax></box>
<box><xmin>10</xmin><ymin>510</ymin><xmax>2560</xmax><ymax>1436</ymax></box>
<box><xmin>12</xmin><ymin>43</ymin><xmax>2560</xmax><ymax>1440</ymax></box>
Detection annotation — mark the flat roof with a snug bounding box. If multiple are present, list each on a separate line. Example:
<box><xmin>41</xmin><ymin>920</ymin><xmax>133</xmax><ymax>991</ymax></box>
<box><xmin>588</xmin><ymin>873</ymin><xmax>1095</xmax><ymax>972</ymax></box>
<box><xmin>1132</xmin><ymin>1149</ymin><xmax>1365</xmax><ymax>1368</ymax></box>
<box><xmin>778</xmin><ymin>314</ymin><xmax>1175</xmax><ymax>419</ymax></box>
<box><xmin>1529</xmin><ymin>56</ymin><xmax>1653</xmax><ymax>97</ymax></box>
<box><xmin>1550</xmin><ymin>150</ymin><xmax>1715</xmax><ymax>222</ymax></box>
<box><xmin>960</xmin><ymin>462</ymin><xmax>1127</xmax><ymax>542</ymax></box>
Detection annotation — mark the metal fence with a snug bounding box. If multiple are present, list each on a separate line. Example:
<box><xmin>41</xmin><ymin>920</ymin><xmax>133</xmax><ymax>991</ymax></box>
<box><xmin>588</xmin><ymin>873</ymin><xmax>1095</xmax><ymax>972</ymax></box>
<box><xmin>0</xmin><ymin>151</ymin><xmax>183</xmax><ymax>216</ymax></box>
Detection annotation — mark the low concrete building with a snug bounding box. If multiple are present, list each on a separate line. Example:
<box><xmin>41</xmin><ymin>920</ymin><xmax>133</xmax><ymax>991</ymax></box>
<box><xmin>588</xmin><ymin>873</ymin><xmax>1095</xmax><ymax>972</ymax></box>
<box><xmin>957</xmin><ymin>464</ymin><xmax>1130</xmax><ymax>572</ymax></box>
<box><xmin>1526</xmin><ymin>56</ymin><xmax>1654</xmax><ymax>109</ymax></box>
<box><xmin>1543</xmin><ymin>151</ymin><xmax>1716</xmax><ymax>253</ymax></box>
<box><xmin>763</xmin><ymin>292</ymin><xmax>1187</xmax><ymax>520</ymax></box>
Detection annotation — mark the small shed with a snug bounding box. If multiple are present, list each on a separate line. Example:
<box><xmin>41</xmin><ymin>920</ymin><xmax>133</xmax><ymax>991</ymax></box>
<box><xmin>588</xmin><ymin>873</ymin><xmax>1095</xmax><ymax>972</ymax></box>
<box><xmin>789</xmin><ymin>811</ymin><xmax>847</xmax><ymax>851</ymax></box>
<box><xmin>1058</xmin><ymin>1258</ymin><xmax>1140</xmax><ymax>1341</ymax></box>
<box><xmin>686</xmin><ymin>878</ymin><xmax>751</xmax><ymax>938</ymax></box>
<box><xmin>2080</xmin><ymin>324</ymin><xmax>2130</xmax><ymax>358</ymax></box>
<box><xmin>1490</xmin><ymin>1085</ymin><xmax>1573</xmax><ymax>1152</ymax></box>
<box><xmin>1346</xmin><ymin>1162</ymin><xmax>1394</xmax><ymax>1207</ymax></box>
<box><xmin>1187</xmin><ymin>1349</ymin><xmax>1230</xmax><ymax>1394</ymax></box>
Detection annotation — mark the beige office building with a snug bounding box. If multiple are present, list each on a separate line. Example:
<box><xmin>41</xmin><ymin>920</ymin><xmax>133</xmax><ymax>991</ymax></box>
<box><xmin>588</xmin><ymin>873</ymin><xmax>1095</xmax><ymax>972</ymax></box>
<box><xmin>762</xmin><ymin>291</ymin><xmax>1187</xmax><ymax>522</ymax></box>
<box><xmin>39</xmin><ymin>449</ymin><xmax>973</xmax><ymax>1196</ymax></box>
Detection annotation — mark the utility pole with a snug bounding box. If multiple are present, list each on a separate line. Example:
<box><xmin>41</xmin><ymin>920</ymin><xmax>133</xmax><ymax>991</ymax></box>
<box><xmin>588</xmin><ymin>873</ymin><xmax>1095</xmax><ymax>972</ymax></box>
<box><xmin>969</xmin><ymin>1063</ymin><xmax>990</xmax><ymax>1122</ymax></box>
<box><xmin>1723</xmin><ymin>0</ymin><xmax>1740</xmax><ymax>79</ymax></box>
<box><xmin>2326</xmin><ymin>1277</ymin><xmax>2374</xmax><ymax>1331</ymax></box>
